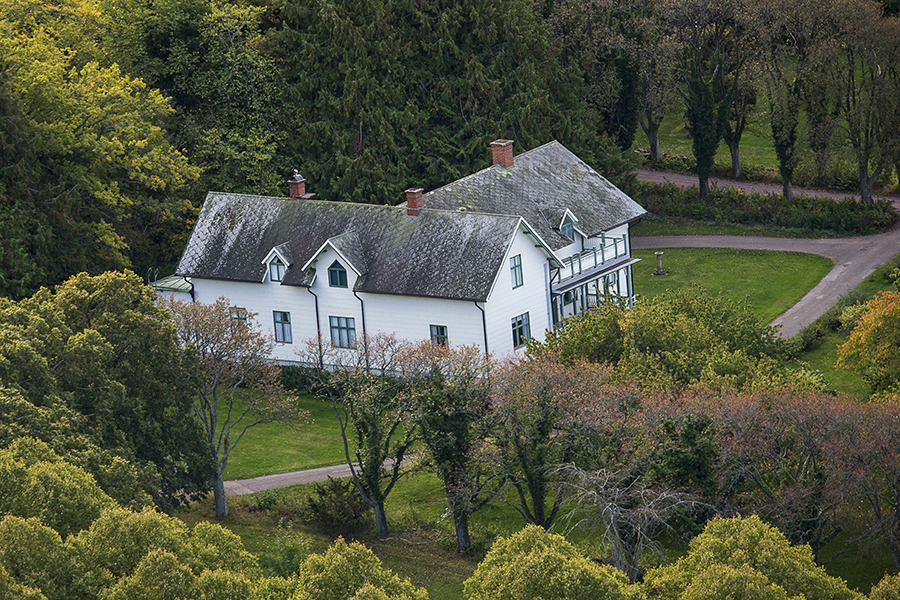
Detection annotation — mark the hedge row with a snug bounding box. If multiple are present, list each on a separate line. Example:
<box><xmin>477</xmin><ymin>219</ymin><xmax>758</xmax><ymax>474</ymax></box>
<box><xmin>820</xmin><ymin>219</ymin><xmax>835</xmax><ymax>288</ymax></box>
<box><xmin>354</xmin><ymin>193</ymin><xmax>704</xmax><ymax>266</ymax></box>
<box><xmin>636</xmin><ymin>182</ymin><xmax>897</xmax><ymax>235</ymax></box>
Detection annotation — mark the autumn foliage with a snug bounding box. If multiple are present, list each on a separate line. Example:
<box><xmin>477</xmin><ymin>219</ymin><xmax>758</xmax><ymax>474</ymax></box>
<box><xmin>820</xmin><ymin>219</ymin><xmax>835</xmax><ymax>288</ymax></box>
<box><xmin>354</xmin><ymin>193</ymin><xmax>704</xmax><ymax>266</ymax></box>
<box><xmin>838</xmin><ymin>291</ymin><xmax>900</xmax><ymax>393</ymax></box>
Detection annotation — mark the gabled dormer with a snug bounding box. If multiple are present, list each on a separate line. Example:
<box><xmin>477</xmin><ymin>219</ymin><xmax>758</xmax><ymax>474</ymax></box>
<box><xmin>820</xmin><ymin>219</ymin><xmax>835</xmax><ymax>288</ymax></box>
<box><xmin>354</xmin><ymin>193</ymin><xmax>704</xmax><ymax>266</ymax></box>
<box><xmin>558</xmin><ymin>209</ymin><xmax>581</xmax><ymax>242</ymax></box>
<box><xmin>262</xmin><ymin>244</ymin><xmax>292</xmax><ymax>283</ymax></box>
<box><xmin>302</xmin><ymin>231</ymin><xmax>368</xmax><ymax>289</ymax></box>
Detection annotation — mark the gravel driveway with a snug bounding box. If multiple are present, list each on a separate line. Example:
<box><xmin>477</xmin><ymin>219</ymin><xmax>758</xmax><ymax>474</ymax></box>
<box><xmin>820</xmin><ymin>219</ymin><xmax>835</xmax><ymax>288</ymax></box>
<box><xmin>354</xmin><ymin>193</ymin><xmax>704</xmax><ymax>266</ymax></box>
<box><xmin>633</xmin><ymin>170</ymin><xmax>900</xmax><ymax>338</ymax></box>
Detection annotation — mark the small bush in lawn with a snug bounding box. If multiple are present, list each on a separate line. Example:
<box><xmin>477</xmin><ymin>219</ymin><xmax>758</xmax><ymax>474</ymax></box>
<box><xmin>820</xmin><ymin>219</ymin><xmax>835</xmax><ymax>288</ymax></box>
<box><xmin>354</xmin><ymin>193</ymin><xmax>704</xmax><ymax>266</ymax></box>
<box><xmin>307</xmin><ymin>476</ymin><xmax>372</xmax><ymax>532</ymax></box>
<box><xmin>255</xmin><ymin>489</ymin><xmax>280</xmax><ymax>512</ymax></box>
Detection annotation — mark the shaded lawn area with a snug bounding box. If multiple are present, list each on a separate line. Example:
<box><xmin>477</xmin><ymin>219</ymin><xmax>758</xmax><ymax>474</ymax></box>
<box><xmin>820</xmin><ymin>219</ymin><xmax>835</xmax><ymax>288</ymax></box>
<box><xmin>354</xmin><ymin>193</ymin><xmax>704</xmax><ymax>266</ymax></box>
<box><xmin>632</xmin><ymin>247</ymin><xmax>833</xmax><ymax>325</ymax></box>
<box><xmin>223</xmin><ymin>392</ymin><xmax>346</xmax><ymax>481</ymax></box>
<box><xmin>180</xmin><ymin>469</ymin><xmax>896</xmax><ymax>599</ymax></box>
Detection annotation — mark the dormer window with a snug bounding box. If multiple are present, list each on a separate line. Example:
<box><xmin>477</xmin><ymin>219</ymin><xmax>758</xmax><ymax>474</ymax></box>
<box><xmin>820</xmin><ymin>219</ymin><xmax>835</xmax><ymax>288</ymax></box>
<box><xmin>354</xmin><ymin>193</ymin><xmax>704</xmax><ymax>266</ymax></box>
<box><xmin>269</xmin><ymin>257</ymin><xmax>286</xmax><ymax>282</ymax></box>
<box><xmin>560</xmin><ymin>218</ymin><xmax>575</xmax><ymax>241</ymax></box>
<box><xmin>328</xmin><ymin>261</ymin><xmax>348</xmax><ymax>288</ymax></box>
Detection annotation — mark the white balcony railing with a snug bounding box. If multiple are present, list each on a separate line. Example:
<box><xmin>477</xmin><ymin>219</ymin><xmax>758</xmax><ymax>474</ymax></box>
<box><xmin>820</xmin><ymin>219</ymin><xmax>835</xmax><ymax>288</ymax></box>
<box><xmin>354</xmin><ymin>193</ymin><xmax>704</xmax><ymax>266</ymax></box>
<box><xmin>555</xmin><ymin>234</ymin><xmax>628</xmax><ymax>283</ymax></box>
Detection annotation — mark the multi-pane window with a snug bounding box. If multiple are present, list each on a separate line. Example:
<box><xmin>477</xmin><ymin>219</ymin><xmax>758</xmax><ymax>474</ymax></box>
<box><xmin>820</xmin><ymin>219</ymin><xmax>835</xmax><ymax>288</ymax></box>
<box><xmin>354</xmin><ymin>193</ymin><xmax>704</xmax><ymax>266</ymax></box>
<box><xmin>430</xmin><ymin>325</ymin><xmax>448</xmax><ymax>347</ymax></box>
<box><xmin>328</xmin><ymin>260</ymin><xmax>348</xmax><ymax>288</ymax></box>
<box><xmin>560</xmin><ymin>218</ymin><xmax>574</xmax><ymax>240</ymax></box>
<box><xmin>510</xmin><ymin>254</ymin><xmax>523</xmax><ymax>289</ymax></box>
<box><xmin>269</xmin><ymin>257</ymin><xmax>286</xmax><ymax>282</ymax></box>
<box><xmin>329</xmin><ymin>316</ymin><xmax>356</xmax><ymax>348</ymax></box>
<box><xmin>511</xmin><ymin>312</ymin><xmax>531</xmax><ymax>349</ymax></box>
<box><xmin>273</xmin><ymin>311</ymin><xmax>292</xmax><ymax>343</ymax></box>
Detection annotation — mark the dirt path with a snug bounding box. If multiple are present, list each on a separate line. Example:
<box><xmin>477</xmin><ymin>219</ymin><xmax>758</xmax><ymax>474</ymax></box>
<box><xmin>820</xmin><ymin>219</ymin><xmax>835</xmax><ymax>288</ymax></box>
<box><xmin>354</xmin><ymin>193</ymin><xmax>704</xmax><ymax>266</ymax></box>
<box><xmin>634</xmin><ymin>170</ymin><xmax>900</xmax><ymax>338</ymax></box>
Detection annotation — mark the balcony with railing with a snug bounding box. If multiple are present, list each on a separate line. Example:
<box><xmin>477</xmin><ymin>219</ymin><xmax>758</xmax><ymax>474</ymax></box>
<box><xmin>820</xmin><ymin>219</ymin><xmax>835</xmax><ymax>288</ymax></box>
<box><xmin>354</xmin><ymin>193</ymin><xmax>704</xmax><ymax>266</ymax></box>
<box><xmin>552</xmin><ymin>233</ymin><xmax>630</xmax><ymax>286</ymax></box>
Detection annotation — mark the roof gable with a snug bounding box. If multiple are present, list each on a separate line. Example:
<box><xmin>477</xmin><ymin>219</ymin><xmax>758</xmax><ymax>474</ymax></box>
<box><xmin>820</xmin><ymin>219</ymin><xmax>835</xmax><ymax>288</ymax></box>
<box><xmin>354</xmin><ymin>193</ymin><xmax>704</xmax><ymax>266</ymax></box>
<box><xmin>422</xmin><ymin>140</ymin><xmax>646</xmax><ymax>250</ymax></box>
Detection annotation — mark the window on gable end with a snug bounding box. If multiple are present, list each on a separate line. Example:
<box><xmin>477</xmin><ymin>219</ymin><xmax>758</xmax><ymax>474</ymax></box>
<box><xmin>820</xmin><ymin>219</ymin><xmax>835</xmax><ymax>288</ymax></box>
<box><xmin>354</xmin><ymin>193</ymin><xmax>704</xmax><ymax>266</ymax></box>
<box><xmin>269</xmin><ymin>257</ymin><xmax>286</xmax><ymax>282</ymax></box>
<box><xmin>328</xmin><ymin>261</ymin><xmax>348</xmax><ymax>288</ymax></box>
<box><xmin>510</xmin><ymin>254</ymin><xmax>523</xmax><ymax>289</ymax></box>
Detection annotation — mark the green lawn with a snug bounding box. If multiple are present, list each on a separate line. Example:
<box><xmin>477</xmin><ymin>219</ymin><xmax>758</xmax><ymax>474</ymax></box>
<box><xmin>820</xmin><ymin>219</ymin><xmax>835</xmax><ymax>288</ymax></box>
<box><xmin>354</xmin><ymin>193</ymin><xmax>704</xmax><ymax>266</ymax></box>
<box><xmin>632</xmin><ymin>248</ymin><xmax>834</xmax><ymax>325</ymax></box>
<box><xmin>223</xmin><ymin>392</ymin><xmax>347</xmax><ymax>480</ymax></box>
<box><xmin>633</xmin><ymin>97</ymin><xmax>781</xmax><ymax>171</ymax></box>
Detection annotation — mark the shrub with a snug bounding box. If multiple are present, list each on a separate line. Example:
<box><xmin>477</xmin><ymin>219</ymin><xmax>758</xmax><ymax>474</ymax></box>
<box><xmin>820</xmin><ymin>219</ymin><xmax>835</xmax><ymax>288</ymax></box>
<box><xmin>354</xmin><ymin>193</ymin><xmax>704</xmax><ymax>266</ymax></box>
<box><xmin>293</xmin><ymin>538</ymin><xmax>427</xmax><ymax>600</ymax></box>
<box><xmin>636</xmin><ymin>182</ymin><xmax>897</xmax><ymax>235</ymax></box>
<box><xmin>464</xmin><ymin>525</ymin><xmax>642</xmax><ymax>600</ymax></box>
<box><xmin>643</xmin><ymin>515</ymin><xmax>858</xmax><ymax>600</ymax></box>
<box><xmin>306</xmin><ymin>477</ymin><xmax>372</xmax><ymax>532</ymax></box>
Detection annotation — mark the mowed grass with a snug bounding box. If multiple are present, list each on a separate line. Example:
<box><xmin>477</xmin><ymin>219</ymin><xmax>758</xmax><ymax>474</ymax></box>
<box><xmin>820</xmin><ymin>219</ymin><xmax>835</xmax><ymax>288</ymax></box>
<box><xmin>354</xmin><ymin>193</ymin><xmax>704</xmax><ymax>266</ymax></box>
<box><xmin>633</xmin><ymin>97</ymin><xmax>781</xmax><ymax>171</ymax></box>
<box><xmin>632</xmin><ymin>248</ymin><xmax>833</xmax><ymax>325</ymax></box>
<box><xmin>223</xmin><ymin>391</ymin><xmax>346</xmax><ymax>480</ymax></box>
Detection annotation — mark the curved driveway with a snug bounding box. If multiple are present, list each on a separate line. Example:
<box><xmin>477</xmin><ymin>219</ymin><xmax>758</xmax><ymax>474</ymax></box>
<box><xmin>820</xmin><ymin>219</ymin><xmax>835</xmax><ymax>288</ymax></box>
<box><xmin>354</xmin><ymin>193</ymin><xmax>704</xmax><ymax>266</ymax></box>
<box><xmin>633</xmin><ymin>170</ymin><xmax>900</xmax><ymax>338</ymax></box>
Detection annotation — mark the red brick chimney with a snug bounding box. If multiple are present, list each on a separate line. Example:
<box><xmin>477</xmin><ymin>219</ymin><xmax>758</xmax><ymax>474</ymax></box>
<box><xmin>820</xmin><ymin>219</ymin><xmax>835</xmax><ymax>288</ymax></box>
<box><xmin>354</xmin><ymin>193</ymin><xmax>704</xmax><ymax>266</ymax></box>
<box><xmin>406</xmin><ymin>188</ymin><xmax>424</xmax><ymax>216</ymax></box>
<box><xmin>491</xmin><ymin>139</ymin><xmax>514</xmax><ymax>168</ymax></box>
<box><xmin>287</xmin><ymin>170</ymin><xmax>306</xmax><ymax>198</ymax></box>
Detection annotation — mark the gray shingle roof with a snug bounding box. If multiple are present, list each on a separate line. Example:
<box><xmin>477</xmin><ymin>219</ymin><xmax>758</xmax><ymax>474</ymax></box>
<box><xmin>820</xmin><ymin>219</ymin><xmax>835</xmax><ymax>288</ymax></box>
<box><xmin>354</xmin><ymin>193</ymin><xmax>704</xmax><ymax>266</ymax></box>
<box><xmin>327</xmin><ymin>231</ymin><xmax>368</xmax><ymax>275</ymax></box>
<box><xmin>175</xmin><ymin>140</ymin><xmax>645</xmax><ymax>301</ymax></box>
<box><xmin>176</xmin><ymin>193</ymin><xmax>523</xmax><ymax>301</ymax></box>
<box><xmin>420</xmin><ymin>140</ymin><xmax>646</xmax><ymax>250</ymax></box>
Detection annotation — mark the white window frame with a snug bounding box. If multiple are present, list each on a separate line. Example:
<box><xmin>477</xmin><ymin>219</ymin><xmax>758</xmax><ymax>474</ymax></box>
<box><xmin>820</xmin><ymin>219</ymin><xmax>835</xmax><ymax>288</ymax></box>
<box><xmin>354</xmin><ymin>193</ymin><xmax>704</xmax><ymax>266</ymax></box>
<box><xmin>269</xmin><ymin>257</ymin><xmax>286</xmax><ymax>282</ymax></box>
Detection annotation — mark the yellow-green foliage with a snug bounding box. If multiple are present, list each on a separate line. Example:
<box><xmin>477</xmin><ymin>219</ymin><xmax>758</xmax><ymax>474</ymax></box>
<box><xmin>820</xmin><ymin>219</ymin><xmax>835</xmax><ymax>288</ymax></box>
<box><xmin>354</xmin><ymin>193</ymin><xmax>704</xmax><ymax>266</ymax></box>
<box><xmin>643</xmin><ymin>516</ymin><xmax>860</xmax><ymax>600</ymax></box>
<box><xmin>870</xmin><ymin>574</ymin><xmax>900</xmax><ymax>600</ymax></box>
<box><xmin>533</xmin><ymin>288</ymin><xmax>798</xmax><ymax>392</ymax></box>
<box><xmin>0</xmin><ymin>564</ymin><xmax>47</xmax><ymax>600</ymax></box>
<box><xmin>0</xmin><ymin>439</ymin><xmax>115</xmax><ymax>538</ymax></box>
<box><xmin>292</xmin><ymin>538</ymin><xmax>429</xmax><ymax>600</ymax></box>
<box><xmin>0</xmin><ymin>517</ymin><xmax>69</xmax><ymax>600</ymax></box>
<box><xmin>464</xmin><ymin>524</ymin><xmax>642</xmax><ymax>600</ymax></box>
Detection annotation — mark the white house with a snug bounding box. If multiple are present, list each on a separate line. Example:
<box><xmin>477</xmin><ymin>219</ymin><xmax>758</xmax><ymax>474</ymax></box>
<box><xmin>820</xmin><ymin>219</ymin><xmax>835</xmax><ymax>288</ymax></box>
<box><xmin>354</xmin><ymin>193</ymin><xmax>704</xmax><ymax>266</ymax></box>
<box><xmin>174</xmin><ymin>140</ymin><xmax>646</xmax><ymax>361</ymax></box>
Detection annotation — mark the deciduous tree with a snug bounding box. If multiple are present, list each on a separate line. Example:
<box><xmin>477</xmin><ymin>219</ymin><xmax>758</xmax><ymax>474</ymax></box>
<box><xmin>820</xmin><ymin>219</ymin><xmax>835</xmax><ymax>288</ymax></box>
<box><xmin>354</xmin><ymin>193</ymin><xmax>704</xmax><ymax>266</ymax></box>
<box><xmin>164</xmin><ymin>297</ymin><xmax>303</xmax><ymax>518</ymax></box>
<box><xmin>837</xmin><ymin>291</ymin><xmax>900</xmax><ymax>393</ymax></box>
<box><xmin>642</xmin><ymin>515</ymin><xmax>858</xmax><ymax>600</ymax></box>
<box><xmin>299</xmin><ymin>334</ymin><xmax>417</xmax><ymax>538</ymax></box>
<box><xmin>401</xmin><ymin>342</ymin><xmax>492</xmax><ymax>553</ymax></box>
<box><xmin>489</xmin><ymin>356</ymin><xmax>612</xmax><ymax>530</ymax></box>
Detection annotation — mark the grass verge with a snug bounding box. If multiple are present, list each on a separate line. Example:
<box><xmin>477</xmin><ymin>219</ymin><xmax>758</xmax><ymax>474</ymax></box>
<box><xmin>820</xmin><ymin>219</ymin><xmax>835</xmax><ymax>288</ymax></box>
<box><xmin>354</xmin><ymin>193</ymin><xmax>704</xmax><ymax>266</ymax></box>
<box><xmin>223</xmin><ymin>392</ymin><xmax>346</xmax><ymax>480</ymax></box>
<box><xmin>632</xmin><ymin>248</ymin><xmax>833</xmax><ymax>325</ymax></box>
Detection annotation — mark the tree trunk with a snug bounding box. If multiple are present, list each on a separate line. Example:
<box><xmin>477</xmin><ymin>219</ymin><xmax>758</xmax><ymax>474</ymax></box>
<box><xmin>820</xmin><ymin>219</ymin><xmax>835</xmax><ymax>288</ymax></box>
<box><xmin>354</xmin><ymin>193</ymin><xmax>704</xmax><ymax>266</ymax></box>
<box><xmin>728</xmin><ymin>140</ymin><xmax>742</xmax><ymax>179</ymax></box>
<box><xmin>648</xmin><ymin>129</ymin><xmax>662</xmax><ymax>166</ymax></box>
<box><xmin>374</xmin><ymin>502</ymin><xmax>389</xmax><ymax>538</ymax></box>
<box><xmin>454</xmin><ymin>509</ymin><xmax>471</xmax><ymax>553</ymax></box>
<box><xmin>699</xmin><ymin>175</ymin><xmax>710</xmax><ymax>199</ymax></box>
<box><xmin>860</xmin><ymin>166</ymin><xmax>877</xmax><ymax>205</ymax></box>
<box><xmin>783</xmin><ymin>179</ymin><xmax>793</xmax><ymax>203</ymax></box>
<box><xmin>214</xmin><ymin>471</ymin><xmax>229</xmax><ymax>517</ymax></box>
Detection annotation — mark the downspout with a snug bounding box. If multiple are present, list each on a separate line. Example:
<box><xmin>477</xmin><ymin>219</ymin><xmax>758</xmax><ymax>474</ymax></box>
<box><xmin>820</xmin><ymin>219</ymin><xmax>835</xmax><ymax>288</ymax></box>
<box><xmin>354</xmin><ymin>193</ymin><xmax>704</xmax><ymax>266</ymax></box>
<box><xmin>353</xmin><ymin>289</ymin><xmax>370</xmax><ymax>372</ymax></box>
<box><xmin>306</xmin><ymin>285</ymin><xmax>323</xmax><ymax>369</ymax></box>
<box><xmin>183</xmin><ymin>276</ymin><xmax>195</xmax><ymax>302</ymax></box>
<box><xmin>474</xmin><ymin>301</ymin><xmax>488</xmax><ymax>355</ymax></box>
